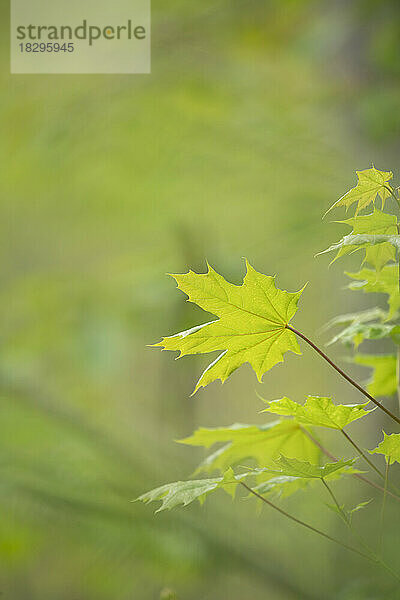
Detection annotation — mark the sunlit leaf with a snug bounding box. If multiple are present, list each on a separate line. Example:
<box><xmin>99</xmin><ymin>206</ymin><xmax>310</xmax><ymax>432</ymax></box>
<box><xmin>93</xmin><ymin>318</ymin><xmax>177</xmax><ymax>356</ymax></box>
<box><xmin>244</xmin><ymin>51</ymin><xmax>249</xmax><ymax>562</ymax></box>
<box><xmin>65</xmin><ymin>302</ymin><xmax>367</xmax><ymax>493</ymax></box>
<box><xmin>326</xmin><ymin>167</ymin><xmax>393</xmax><ymax>216</ymax></box>
<box><xmin>152</xmin><ymin>261</ymin><xmax>305</xmax><ymax>393</ymax></box>
<box><xmin>321</xmin><ymin>234</ymin><xmax>400</xmax><ymax>270</ymax></box>
<box><xmin>329</xmin><ymin>322</ymin><xmax>397</xmax><ymax>349</ymax></box>
<box><xmin>346</xmin><ymin>266</ymin><xmax>400</xmax><ymax>320</ymax></box>
<box><xmin>253</xmin><ymin>462</ymin><xmax>358</xmax><ymax>499</ymax></box>
<box><xmin>254</xmin><ymin>475</ymin><xmax>310</xmax><ymax>499</ymax></box>
<box><xmin>265</xmin><ymin>455</ymin><xmax>355</xmax><ymax>479</ymax></box>
<box><xmin>263</xmin><ymin>396</ymin><xmax>371</xmax><ymax>430</ymax></box>
<box><xmin>323</xmin><ymin>307</ymin><xmax>386</xmax><ymax>330</ymax></box>
<box><xmin>135</xmin><ymin>468</ymin><xmax>237</xmax><ymax>513</ymax></box>
<box><xmin>319</xmin><ymin>209</ymin><xmax>398</xmax><ymax>270</ymax></box>
<box><xmin>354</xmin><ymin>354</ymin><xmax>397</xmax><ymax>397</ymax></box>
<box><xmin>322</xmin><ymin>307</ymin><xmax>396</xmax><ymax>348</ymax></box>
<box><xmin>178</xmin><ymin>420</ymin><xmax>319</xmax><ymax>474</ymax></box>
<box><xmin>370</xmin><ymin>432</ymin><xmax>400</xmax><ymax>465</ymax></box>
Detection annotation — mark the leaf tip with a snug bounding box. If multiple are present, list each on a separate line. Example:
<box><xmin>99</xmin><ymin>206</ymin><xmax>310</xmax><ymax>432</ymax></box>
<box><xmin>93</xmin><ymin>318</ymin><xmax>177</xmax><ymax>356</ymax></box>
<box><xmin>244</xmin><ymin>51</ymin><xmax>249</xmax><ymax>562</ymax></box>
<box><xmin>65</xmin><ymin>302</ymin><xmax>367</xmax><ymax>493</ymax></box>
<box><xmin>190</xmin><ymin>385</ymin><xmax>200</xmax><ymax>397</ymax></box>
<box><xmin>147</xmin><ymin>339</ymin><xmax>164</xmax><ymax>349</ymax></box>
<box><xmin>243</xmin><ymin>257</ymin><xmax>255</xmax><ymax>275</ymax></box>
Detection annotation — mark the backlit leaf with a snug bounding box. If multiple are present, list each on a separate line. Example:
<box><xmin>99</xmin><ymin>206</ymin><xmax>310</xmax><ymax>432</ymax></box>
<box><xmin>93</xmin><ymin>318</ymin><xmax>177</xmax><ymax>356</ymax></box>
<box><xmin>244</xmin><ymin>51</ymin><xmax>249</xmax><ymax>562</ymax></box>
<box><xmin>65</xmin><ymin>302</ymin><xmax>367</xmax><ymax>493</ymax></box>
<box><xmin>346</xmin><ymin>266</ymin><xmax>400</xmax><ymax>320</ymax></box>
<box><xmin>265</xmin><ymin>455</ymin><xmax>355</xmax><ymax>479</ymax></box>
<box><xmin>263</xmin><ymin>396</ymin><xmax>371</xmax><ymax>430</ymax></box>
<box><xmin>254</xmin><ymin>475</ymin><xmax>310</xmax><ymax>499</ymax></box>
<box><xmin>253</xmin><ymin>463</ymin><xmax>357</xmax><ymax>499</ymax></box>
<box><xmin>326</xmin><ymin>167</ymin><xmax>393</xmax><ymax>216</ymax></box>
<box><xmin>178</xmin><ymin>420</ymin><xmax>319</xmax><ymax>474</ymax></box>
<box><xmin>328</xmin><ymin>322</ymin><xmax>397</xmax><ymax>349</ymax></box>
<box><xmin>319</xmin><ymin>209</ymin><xmax>398</xmax><ymax>270</ymax></box>
<box><xmin>152</xmin><ymin>261</ymin><xmax>305</xmax><ymax>393</ymax></box>
<box><xmin>321</xmin><ymin>307</ymin><xmax>396</xmax><ymax>348</ymax></box>
<box><xmin>355</xmin><ymin>354</ymin><xmax>397</xmax><ymax>397</ymax></box>
<box><xmin>370</xmin><ymin>432</ymin><xmax>400</xmax><ymax>465</ymax></box>
<box><xmin>323</xmin><ymin>307</ymin><xmax>386</xmax><ymax>328</ymax></box>
<box><xmin>135</xmin><ymin>468</ymin><xmax>237</xmax><ymax>513</ymax></box>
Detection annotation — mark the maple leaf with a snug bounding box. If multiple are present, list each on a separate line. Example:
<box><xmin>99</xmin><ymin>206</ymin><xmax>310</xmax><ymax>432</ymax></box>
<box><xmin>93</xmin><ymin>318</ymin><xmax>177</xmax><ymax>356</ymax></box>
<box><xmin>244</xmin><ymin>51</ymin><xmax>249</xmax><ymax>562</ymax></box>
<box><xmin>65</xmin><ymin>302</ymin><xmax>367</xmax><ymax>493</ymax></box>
<box><xmin>263</xmin><ymin>396</ymin><xmax>372</xmax><ymax>430</ymax></box>
<box><xmin>265</xmin><ymin>456</ymin><xmax>355</xmax><ymax>480</ymax></box>
<box><xmin>152</xmin><ymin>261</ymin><xmax>305</xmax><ymax>393</ymax></box>
<box><xmin>319</xmin><ymin>209</ymin><xmax>398</xmax><ymax>270</ymax></box>
<box><xmin>321</xmin><ymin>307</ymin><xmax>397</xmax><ymax>348</ymax></box>
<box><xmin>179</xmin><ymin>420</ymin><xmax>319</xmax><ymax>474</ymax></box>
<box><xmin>135</xmin><ymin>468</ymin><xmax>237</xmax><ymax>513</ymax></box>
<box><xmin>346</xmin><ymin>265</ymin><xmax>400</xmax><ymax>320</ymax></box>
<box><xmin>326</xmin><ymin>167</ymin><xmax>394</xmax><ymax>216</ymax></box>
<box><xmin>253</xmin><ymin>463</ymin><xmax>357</xmax><ymax>499</ymax></box>
<box><xmin>370</xmin><ymin>432</ymin><xmax>400</xmax><ymax>465</ymax></box>
<box><xmin>135</xmin><ymin>458</ymin><xmax>355</xmax><ymax>512</ymax></box>
<box><xmin>254</xmin><ymin>475</ymin><xmax>311</xmax><ymax>499</ymax></box>
<box><xmin>329</xmin><ymin>321</ymin><xmax>398</xmax><ymax>348</ymax></box>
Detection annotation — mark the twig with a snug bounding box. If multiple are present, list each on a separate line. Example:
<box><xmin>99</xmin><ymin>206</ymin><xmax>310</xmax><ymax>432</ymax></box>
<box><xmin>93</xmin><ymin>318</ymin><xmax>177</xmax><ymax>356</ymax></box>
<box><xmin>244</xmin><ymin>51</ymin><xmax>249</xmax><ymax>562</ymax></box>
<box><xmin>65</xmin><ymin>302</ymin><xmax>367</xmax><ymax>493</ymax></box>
<box><xmin>286</xmin><ymin>325</ymin><xmax>400</xmax><ymax>426</ymax></box>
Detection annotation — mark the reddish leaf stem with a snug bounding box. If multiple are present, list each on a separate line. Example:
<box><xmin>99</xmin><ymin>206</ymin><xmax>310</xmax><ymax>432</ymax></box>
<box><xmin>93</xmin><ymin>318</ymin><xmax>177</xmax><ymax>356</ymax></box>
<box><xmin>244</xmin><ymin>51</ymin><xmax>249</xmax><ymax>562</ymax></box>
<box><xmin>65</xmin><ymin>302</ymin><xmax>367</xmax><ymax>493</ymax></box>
<box><xmin>240</xmin><ymin>481</ymin><xmax>372</xmax><ymax>562</ymax></box>
<box><xmin>341</xmin><ymin>429</ymin><xmax>384</xmax><ymax>480</ymax></box>
<box><xmin>286</xmin><ymin>325</ymin><xmax>400</xmax><ymax>426</ymax></box>
<box><xmin>299</xmin><ymin>427</ymin><xmax>400</xmax><ymax>503</ymax></box>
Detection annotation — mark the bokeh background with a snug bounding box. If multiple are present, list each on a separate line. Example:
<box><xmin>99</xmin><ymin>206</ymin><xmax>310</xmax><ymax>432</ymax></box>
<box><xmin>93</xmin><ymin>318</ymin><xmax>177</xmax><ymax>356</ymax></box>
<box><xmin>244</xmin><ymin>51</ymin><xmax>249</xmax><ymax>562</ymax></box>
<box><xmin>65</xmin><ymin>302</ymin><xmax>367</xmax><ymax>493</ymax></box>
<box><xmin>1</xmin><ymin>0</ymin><xmax>400</xmax><ymax>598</ymax></box>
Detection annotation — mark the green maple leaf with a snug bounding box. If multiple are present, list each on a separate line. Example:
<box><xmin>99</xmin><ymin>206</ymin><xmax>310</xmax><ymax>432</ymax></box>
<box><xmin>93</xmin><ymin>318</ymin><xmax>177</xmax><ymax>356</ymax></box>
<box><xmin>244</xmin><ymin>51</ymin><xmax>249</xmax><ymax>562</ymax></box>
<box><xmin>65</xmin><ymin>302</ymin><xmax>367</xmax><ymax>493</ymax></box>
<box><xmin>266</xmin><ymin>455</ymin><xmax>355</xmax><ymax>479</ymax></box>
<box><xmin>136</xmin><ymin>454</ymin><xmax>355</xmax><ymax>513</ymax></box>
<box><xmin>346</xmin><ymin>265</ymin><xmax>400</xmax><ymax>320</ymax></box>
<box><xmin>152</xmin><ymin>261</ymin><xmax>305</xmax><ymax>393</ymax></box>
<box><xmin>355</xmin><ymin>354</ymin><xmax>397</xmax><ymax>397</ymax></box>
<box><xmin>326</xmin><ymin>167</ymin><xmax>393</xmax><ymax>216</ymax></box>
<box><xmin>322</xmin><ymin>307</ymin><xmax>398</xmax><ymax>348</ymax></box>
<box><xmin>323</xmin><ymin>308</ymin><xmax>386</xmax><ymax>329</ymax></box>
<box><xmin>329</xmin><ymin>321</ymin><xmax>398</xmax><ymax>348</ymax></box>
<box><xmin>263</xmin><ymin>396</ymin><xmax>372</xmax><ymax>430</ymax></box>
<box><xmin>135</xmin><ymin>468</ymin><xmax>237</xmax><ymax>513</ymax></box>
<box><xmin>253</xmin><ymin>460</ymin><xmax>358</xmax><ymax>499</ymax></box>
<box><xmin>370</xmin><ymin>432</ymin><xmax>400</xmax><ymax>465</ymax></box>
<box><xmin>319</xmin><ymin>209</ymin><xmax>398</xmax><ymax>270</ymax></box>
<box><xmin>135</xmin><ymin>464</ymin><xmax>319</xmax><ymax>512</ymax></box>
<box><xmin>254</xmin><ymin>475</ymin><xmax>310</xmax><ymax>499</ymax></box>
<box><xmin>178</xmin><ymin>420</ymin><xmax>319</xmax><ymax>474</ymax></box>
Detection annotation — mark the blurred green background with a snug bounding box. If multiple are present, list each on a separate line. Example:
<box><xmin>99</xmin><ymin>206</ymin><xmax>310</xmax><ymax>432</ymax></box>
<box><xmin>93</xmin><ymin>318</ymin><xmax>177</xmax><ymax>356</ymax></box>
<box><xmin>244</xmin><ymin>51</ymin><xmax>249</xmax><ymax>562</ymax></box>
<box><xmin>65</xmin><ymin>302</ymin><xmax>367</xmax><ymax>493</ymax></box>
<box><xmin>1</xmin><ymin>0</ymin><xmax>400</xmax><ymax>598</ymax></box>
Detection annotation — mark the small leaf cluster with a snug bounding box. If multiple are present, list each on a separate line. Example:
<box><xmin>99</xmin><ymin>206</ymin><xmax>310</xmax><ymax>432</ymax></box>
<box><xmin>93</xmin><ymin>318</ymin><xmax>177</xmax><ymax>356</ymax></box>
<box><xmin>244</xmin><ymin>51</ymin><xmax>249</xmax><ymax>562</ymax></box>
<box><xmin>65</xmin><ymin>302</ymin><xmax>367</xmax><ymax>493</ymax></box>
<box><xmin>321</xmin><ymin>167</ymin><xmax>400</xmax><ymax>447</ymax></box>
<box><xmin>137</xmin><ymin>167</ymin><xmax>400</xmax><ymax>581</ymax></box>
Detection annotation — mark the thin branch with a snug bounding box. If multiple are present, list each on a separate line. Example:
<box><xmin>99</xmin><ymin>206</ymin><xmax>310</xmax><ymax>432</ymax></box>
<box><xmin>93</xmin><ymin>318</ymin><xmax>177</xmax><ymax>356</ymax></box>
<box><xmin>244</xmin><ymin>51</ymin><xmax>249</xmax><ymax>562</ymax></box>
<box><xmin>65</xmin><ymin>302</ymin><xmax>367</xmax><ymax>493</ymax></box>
<box><xmin>286</xmin><ymin>325</ymin><xmax>400</xmax><ymax>426</ymax></box>
<box><xmin>240</xmin><ymin>481</ymin><xmax>373</xmax><ymax>562</ymax></box>
<box><xmin>340</xmin><ymin>429</ymin><xmax>385</xmax><ymax>480</ymax></box>
<box><xmin>321</xmin><ymin>478</ymin><xmax>348</xmax><ymax>522</ymax></box>
<box><xmin>320</xmin><ymin>477</ymin><xmax>400</xmax><ymax>582</ymax></box>
<box><xmin>300</xmin><ymin>426</ymin><xmax>400</xmax><ymax>503</ymax></box>
<box><xmin>299</xmin><ymin>427</ymin><xmax>337</xmax><ymax>461</ymax></box>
